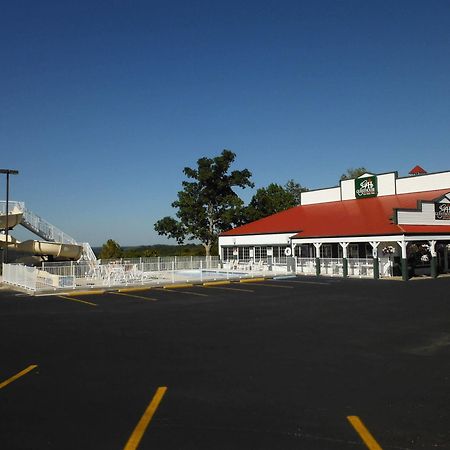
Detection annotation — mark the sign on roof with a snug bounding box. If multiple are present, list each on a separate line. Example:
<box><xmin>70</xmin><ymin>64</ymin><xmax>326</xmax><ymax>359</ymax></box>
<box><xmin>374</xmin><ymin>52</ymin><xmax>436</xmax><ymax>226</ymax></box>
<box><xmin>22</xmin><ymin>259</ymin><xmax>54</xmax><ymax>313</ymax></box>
<box><xmin>355</xmin><ymin>176</ymin><xmax>378</xmax><ymax>199</ymax></box>
<box><xmin>435</xmin><ymin>203</ymin><xmax>450</xmax><ymax>220</ymax></box>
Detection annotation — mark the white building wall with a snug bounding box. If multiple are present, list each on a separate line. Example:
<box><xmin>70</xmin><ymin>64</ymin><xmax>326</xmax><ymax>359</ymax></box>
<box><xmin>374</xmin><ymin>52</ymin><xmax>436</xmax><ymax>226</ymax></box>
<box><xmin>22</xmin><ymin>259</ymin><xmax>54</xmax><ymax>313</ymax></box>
<box><xmin>299</xmin><ymin>171</ymin><xmax>450</xmax><ymax>207</ymax></box>
<box><xmin>396</xmin><ymin>172</ymin><xmax>450</xmax><ymax>194</ymax></box>
<box><xmin>397</xmin><ymin>202</ymin><xmax>450</xmax><ymax>225</ymax></box>
<box><xmin>377</xmin><ymin>173</ymin><xmax>397</xmax><ymax>196</ymax></box>
<box><xmin>219</xmin><ymin>233</ymin><xmax>294</xmax><ymax>248</ymax></box>
<box><xmin>301</xmin><ymin>187</ymin><xmax>341</xmax><ymax>205</ymax></box>
<box><xmin>340</xmin><ymin>179</ymin><xmax>356</xmax><ymax>200</ymax></box>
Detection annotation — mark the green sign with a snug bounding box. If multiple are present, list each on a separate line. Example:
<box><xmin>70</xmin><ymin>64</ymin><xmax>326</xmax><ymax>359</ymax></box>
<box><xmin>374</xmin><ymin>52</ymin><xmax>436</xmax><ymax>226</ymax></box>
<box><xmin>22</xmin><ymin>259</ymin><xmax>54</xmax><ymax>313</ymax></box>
<box><xmin>355</xmin><ymin>176</ymin><xmax>378</xmax><ymax>199</ymax></box>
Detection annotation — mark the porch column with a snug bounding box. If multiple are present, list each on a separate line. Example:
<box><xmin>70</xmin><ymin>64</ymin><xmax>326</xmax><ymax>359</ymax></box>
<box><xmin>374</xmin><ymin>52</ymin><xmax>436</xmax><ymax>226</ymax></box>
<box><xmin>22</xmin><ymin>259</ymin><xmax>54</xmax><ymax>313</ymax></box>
<box><xmin>339</xmin><ymin>242</ymin><xmax>349</xmax><ymax>277</ymax></box>
<box><xmin>429</xmin><ymin>240</ymin><xmax>437</xmax><ymax>278</ymax></box>
<box><xmin>397</xmin><ymin>240</ymin><xmax>408</xmax><ymax>281</ymax></box>
<box><xmin>313</xmin><ymin>243</ymin><xmax>322</xmax><ymax>276</ymax></box>
<box><xmin>369</xmin><ymin>241</ymin><xmax>380</xmax><ymax>280</ymax></box>
<box><xmin>292</xmin><ymin>243</ymin><xmax>297</xmax><ymax>274</ymax></box>
<box><xmin>445</xmin><ymin>244</ymin><xmax>449</xmax><ymax>273</ymax></box>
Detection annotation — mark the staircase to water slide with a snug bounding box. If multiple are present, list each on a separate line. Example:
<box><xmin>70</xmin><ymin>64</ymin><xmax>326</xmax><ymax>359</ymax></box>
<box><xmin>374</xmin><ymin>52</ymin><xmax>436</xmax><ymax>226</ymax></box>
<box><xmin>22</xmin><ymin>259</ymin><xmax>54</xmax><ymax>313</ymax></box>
<box><xmin>0</xmin><ymin>201</ymin><xmax>97</xmax><ymax>263</ymax></box>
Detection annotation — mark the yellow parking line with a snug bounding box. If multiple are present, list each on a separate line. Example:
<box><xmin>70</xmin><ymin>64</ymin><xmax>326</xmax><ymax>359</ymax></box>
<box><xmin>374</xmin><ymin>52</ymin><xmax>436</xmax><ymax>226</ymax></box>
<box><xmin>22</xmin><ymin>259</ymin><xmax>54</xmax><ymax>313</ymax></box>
<box><xmin>254</xmin><ymin>283</ymin><xmax>294</xmax><ymax>289</ymax></box>
<box><xmin>58</xmin><ymin>296</ymin><xmax>98</xmax><ymax>307</ymax></box>
<box><xmin>124</xmin><ymin>386</ymin><xmax>167</xmax><ymax>450</ymax></box>
<box><xmin>155</xmin><ymin>288</ymin><xmax>208</xmax><ymax>297</ymax></box>
<box><xmin>347</xmin><ymin>416</ymin><xmax>383</xmax><ymax>450</ymax></box>
<box><xmin>202</xmin><ymin>285</ymin><xmax>255</xmax><ymax>293</ymax></box>
<box><xmin>0</xmin><ymin>365</ymin><xmax>38</xmax><ymax>390</ymax></box>
<box><xmin>112</xmin><ymin>292</ymin><xmax>157</xmax><ymax>302</ymax></box>
<box><xmin>179</xmin><ymin>290</ymin><xmax>208</xmax><ymax>297</ymax></box>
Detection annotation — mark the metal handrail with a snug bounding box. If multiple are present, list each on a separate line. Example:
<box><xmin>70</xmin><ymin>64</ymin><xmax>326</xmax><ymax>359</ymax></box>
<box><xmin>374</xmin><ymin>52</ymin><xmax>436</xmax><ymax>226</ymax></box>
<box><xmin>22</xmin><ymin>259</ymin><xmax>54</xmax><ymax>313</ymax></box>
<box><xmin>0</xmin><ymin>200</ymin><xmax>97</xmax><ymax>263</ymax></box>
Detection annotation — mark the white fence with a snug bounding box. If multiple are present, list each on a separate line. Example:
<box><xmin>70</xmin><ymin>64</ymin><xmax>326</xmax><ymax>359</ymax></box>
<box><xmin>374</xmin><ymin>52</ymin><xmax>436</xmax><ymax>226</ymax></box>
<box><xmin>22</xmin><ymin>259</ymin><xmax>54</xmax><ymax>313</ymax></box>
<box><xmin>320</xmin><ymin>258</ymin><xmax>343</xmax><ymax>276</ymax></box>
<box><xmin>347</xmin><ymin>258</ymin><xmax>374</xmax><ymax>277</ymax></box>
<box><xmin>2</xmin><ymin>263</ymin><xmax>37</xmax><ymax>291</ymax></box>
<box><xmin>2</xmin><ymin>255</ymin><xmax>382</xmax><ymax>293</ymax></box>
<box><xmin>296</xmin><ymin>257</ymin><xmax>316</xmax><ymax>275</ymax></box>
<box><xmin>2</xmin><ymin>256</ymin><xmax>268</xmax><ymax>292</ymax></box>
<box><xmin>2</xmin><ymin>263</ymin><xmax>75</xmax><ymax>291</ymax></box>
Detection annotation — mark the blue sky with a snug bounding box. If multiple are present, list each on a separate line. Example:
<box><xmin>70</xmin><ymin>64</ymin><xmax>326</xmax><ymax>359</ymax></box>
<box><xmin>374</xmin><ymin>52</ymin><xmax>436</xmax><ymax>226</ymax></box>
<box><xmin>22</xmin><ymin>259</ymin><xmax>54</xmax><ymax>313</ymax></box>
<box><xmin>1</xmin><ymin>0</ymin><xmax>449</xmax><ymax>246</ymax></box>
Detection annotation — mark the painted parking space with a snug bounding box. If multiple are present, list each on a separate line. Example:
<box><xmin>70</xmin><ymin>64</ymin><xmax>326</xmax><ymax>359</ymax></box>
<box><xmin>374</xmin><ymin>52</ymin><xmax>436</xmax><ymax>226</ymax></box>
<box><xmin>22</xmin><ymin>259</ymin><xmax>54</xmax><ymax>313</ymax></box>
<box><xmin>347</xmin><ymin>416</ymin><xmax>383</xmax><ymax>450</ymax></box>
<box><xmin>57</xmin><ymin>295</ymin><xmax>98</xmax><ymax>307</ymax></box>
<box><xmin>2</xmin><ymin>279</ymin><xmax>450</xmax><ymax>448</ymax></box>
<box><xmin>201</xmin><ymin>285</ymin><xmax>255</xmax><ymax>293</ymax></box>
<box><xmin>111</xmin><ymin>291</ymin><xmax>158</xmax><ymax>302</ymax></box>
<box><xmin>0</xmin><ymin>365</ymin><xmax>38</xmax><ymax>390</ymax></box>
<box><xmin>123</xmin><ymin>386</ymin><xmax>168</xmax><ymax>450</ymax></box>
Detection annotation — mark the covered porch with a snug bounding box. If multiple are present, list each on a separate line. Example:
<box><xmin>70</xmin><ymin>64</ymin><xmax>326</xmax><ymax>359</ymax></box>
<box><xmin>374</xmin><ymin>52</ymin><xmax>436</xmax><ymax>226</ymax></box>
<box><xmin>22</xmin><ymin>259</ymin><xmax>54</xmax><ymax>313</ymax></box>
<box><xmin>292</xmin><ymin>234</ymin><xmax>450</xmax><ymax>280</ymax></box>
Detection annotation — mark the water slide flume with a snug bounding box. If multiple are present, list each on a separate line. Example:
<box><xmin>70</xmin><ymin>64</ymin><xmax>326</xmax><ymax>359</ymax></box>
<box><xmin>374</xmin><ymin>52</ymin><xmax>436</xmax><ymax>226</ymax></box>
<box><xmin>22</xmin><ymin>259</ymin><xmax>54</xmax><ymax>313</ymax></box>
<box><xmin>0</xmin><ymin>210</ymin><xmax>23</xmax><ymax>230</ymax></box>
<box><xmin>0</xmin><ymin>235</ymin><xmax>83</xmax><ymax>260</ymax></box>
<box><xmin>0</xmin><ymin>208</ymin><xmax>83</xmax><ymax>260</ymax></box>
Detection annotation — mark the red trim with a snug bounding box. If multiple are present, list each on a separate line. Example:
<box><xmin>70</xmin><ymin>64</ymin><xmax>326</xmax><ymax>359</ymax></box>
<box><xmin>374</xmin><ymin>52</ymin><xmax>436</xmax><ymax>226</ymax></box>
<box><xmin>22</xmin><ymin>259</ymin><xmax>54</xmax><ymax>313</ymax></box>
<box><xmin>398</xmin><ymin>225</ymin><xmax>450</xmax><ymax>234</ymax></box>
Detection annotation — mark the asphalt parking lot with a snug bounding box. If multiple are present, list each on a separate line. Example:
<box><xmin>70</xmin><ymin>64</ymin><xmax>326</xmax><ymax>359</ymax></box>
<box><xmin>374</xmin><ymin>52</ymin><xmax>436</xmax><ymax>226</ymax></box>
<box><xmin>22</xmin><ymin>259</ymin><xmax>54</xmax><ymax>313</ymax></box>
<box><xmin>1</xmin><ymin>276</ymin><xmax>450</xmax><ymax>450</ymax></box>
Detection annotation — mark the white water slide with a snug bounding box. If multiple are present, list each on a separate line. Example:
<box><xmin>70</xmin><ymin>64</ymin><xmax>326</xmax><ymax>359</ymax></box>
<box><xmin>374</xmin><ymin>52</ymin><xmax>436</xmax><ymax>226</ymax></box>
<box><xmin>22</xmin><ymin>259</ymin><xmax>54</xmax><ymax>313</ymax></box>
<box><xmin>0</xmin><ymin>201</ymin><xmax>96</xmax><ymax>262</ymax></box>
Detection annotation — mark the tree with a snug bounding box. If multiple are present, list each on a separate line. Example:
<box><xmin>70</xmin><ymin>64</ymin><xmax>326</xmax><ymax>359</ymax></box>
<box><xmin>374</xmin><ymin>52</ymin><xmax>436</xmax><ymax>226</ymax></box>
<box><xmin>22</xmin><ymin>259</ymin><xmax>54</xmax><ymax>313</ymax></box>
<box><xmin>154</xmin><ymin>150</ymin><xmax>254</xmax><ymax>256</ymax></box>
<box><xmin>340</xmin><ymin>167</ymin><xmax>371</xmax><ymax>181</ymax></box>
<box><xmin>284</xmin><ymin>179</ymin><xmax>308</xmax><ymax>205</ymax></box>
<box><xmin>245</xmin><ymin>183</ymin><xmax>298</xmax><ymax>222</ymax></box>
<box><xmin>99</xmin><ymin>239</ymin><xmax>123</xmax><ymax>259</ymax></box>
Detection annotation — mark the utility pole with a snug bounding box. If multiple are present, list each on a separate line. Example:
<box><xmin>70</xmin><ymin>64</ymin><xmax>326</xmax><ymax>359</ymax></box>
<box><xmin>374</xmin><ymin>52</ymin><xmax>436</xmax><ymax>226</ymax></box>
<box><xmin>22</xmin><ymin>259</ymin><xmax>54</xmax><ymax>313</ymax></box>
<box><xmin>1</xmin><ymin>169</ymin><xmax>19</xmax><ymax>264</ymax></box>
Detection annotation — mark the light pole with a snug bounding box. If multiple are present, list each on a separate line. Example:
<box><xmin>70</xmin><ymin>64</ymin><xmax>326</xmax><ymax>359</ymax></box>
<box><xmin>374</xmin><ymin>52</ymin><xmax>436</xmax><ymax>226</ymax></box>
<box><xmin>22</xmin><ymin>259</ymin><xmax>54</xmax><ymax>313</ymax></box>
<box><xmin>1</xmin><ymin>169</ymin><xmax>19</xmax><ymax>264</ymax></box>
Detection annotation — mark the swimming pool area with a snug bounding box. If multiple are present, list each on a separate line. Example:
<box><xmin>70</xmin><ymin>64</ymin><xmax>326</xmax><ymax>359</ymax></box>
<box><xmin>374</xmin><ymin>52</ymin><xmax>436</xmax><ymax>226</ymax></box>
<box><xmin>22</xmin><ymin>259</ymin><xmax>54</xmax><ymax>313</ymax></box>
<box><xmin>2</xmin><ymin>259</ymin><xmax>267</xmax><ymax>293</ymax></box>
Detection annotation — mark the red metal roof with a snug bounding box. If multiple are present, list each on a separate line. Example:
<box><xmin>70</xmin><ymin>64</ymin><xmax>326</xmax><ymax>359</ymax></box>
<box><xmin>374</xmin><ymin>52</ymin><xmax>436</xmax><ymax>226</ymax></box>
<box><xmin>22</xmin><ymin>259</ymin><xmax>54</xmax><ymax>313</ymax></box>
<box><xmin>221</xmin><ymin>189</ymin><xmax>450</xmax><ymax>239</ymax></box>
<box><xmin>409</xmin><ymin>165</ymin><xmax>427</xmax><ymax>175</ymax></box>
<box><xmin>398</xmin><ymin>225</ymin><xmax>450</xmax><ymax>234</ymax></box>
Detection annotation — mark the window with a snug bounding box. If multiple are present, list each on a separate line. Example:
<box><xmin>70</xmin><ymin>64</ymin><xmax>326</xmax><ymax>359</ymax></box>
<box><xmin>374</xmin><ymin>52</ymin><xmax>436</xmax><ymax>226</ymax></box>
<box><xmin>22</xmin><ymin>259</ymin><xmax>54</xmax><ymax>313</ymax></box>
<box><xmin>238</xmin><ymin>246</ymin><xmax>250</xmax><ymax>261</ymax></box>
<box><xmin>349</xmin><ymin>244</ymin><xmax>359</xmax><ymax>258</ymax></box>
<box><xmin>223</xmin><ymin>247</ymin><xmax>234</xmax><ymax>261</ymax></box>
<box><xmin>320</xmin><ymin>244</ymin><xmax>332</xmax><ymax>258</ymax></box>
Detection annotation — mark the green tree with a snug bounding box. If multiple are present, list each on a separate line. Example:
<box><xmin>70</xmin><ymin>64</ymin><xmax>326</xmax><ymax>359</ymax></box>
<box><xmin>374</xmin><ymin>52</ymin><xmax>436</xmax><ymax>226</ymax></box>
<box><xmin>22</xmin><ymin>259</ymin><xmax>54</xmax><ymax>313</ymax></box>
<box><xmin>284</xmin><ymin>179</ymin><xmax>308</xmax><ymax>205</ymax></box>
<box><xmin>154</xmin><ymin>150</ymin><xmax>254</xmax><ymax>256</ymax></box>
<box><xmin>99</xmin><ymin>239</ymin><xmax>123</xmax><ymax>259</ymax></box>
<box><xmin>340</xmin><ymin>167</ymin><xmax>371</xmax><ymax>181</ymax></box>
<box><xmin>245</xmin><ymin>183</ymin><xmax>298</xmax><ymax>222</ymax></box>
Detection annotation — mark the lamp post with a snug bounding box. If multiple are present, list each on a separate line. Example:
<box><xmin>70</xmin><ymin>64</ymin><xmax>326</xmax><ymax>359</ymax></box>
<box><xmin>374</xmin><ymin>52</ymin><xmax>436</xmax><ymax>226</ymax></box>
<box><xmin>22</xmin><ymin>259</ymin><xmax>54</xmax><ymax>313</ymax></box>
<box><xmin>1</xmin><ymin>169</ymin><xmax>19</xmax><ymax>264</ymax></box>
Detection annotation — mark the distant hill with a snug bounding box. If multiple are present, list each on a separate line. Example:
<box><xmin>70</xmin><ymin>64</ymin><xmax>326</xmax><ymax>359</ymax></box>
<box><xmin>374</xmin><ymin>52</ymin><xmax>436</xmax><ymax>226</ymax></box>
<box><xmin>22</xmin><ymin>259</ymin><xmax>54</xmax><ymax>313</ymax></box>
<box><xmin>92</xmin><ymin>244</ymin><xmax>217</xmax><ymax>258</ymax></box>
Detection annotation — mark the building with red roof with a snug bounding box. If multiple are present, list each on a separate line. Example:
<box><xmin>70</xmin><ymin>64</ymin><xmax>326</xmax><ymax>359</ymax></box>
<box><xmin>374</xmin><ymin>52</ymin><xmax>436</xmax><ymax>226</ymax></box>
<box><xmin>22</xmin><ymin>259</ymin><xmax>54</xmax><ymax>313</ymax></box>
<box><xmin>219</xmin><ymin>170</ymin><xmax>450</xmax><ymax>280</ymax></box>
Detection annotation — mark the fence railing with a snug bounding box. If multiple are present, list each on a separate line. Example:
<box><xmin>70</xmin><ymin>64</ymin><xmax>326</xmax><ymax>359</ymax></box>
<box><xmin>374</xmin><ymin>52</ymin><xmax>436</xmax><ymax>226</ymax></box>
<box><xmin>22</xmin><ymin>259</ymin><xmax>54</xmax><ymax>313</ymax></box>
<box><xmin>348</xmin><ymin>258</ymin><xmax>374</xmax><ymax>277</ymax></box>
<box><xmin>3</xmin><ymin>256</ymin><xmax>267</xmax><ymax>292</ymax></box>
<box><xmin>2</xmin><ymin>255</ymin><xmax>382</xmax><ymax>293</ymax></box>
<box><xmin>320</xmin><ymin>258</ymin><xmax>343</xmax><ymax>276</ymax></box>
<box><xmin>2</xmin><ymin>263</ymin><xmax>37</xmax><ymax>291</ymax></box>
<box><xmin>296</xmin><ymin>257</ymin><xmax>316</xmax><ymax>275</ymax></box>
